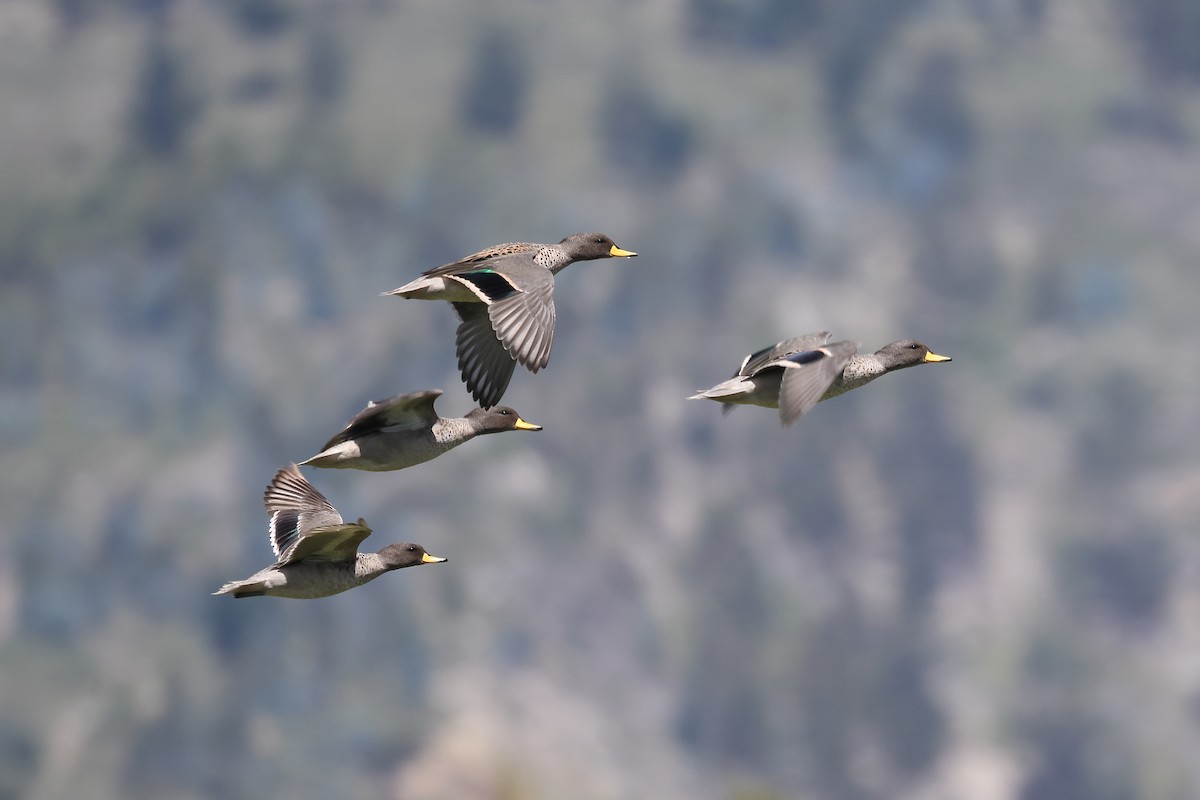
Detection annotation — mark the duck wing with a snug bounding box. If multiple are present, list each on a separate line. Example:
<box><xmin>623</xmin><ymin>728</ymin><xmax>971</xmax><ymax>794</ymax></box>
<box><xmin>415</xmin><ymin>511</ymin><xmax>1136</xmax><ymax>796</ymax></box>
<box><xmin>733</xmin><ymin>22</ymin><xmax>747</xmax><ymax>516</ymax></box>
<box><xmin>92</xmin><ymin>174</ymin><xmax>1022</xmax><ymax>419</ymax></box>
<box><xmin>278</xmin><ymin>519</ymin><xmax>373</xmax><ymax>566</ymax></box>
<box><xmin>263</xmin><ymin>464</ymin><xmax>344</xmax><ymax>559</ymax></box>
<box><xmin>317</xmin><ymin>390</ymin><xmax>443</xmax><ymax>450</ymax></box>
<box><xmin>777</xmin><ymin>341</ymin><xmax>859</xmax><ymax>426</ymax></box>
<box><xmin>453</xmin><ymin>303</ymin><xmax>518</xmax><ymax>409</ymax></box>
<box><xmin>484</xmin><ymin>271</ymin><xmax>556</xmax><ymax>373</ymax></box>
<box><xmin>739</xmin><ymin>332</ymin><xmax>833</xmax><ymax>377</ymax></box>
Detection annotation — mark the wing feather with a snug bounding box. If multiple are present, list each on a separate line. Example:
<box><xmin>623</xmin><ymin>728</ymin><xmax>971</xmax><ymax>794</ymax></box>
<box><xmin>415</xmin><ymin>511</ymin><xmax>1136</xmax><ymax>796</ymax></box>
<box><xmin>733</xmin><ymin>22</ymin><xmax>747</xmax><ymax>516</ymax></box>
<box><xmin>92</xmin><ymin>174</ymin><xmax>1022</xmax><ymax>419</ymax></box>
<box><xmin>487</xmin><ymin>281</ymin><xmax>555</xmax><ymax>371</ymax></box>
<box><xmin>278</xmin><ymin>520</ymin><xmax>372</xmax><ymax>566</ymax></box>
<box><xmin>777</xmin><ymin>341</ymin><xmax>858</xmax><ymax>426</ymax></box>
<box><xmin>739</xmin><ymin>332</ymin><xmax>833</xmax><ymax>377</ymax></box>
<box><xmin>454</xmin><ymin>303</ymin><xmax>518</xmax><ymax>408</ymax></box>
<box><xmin>316</xmin><ymin>390</ymin><xmax>442</xmax><ymax>450</ymax></box>
<box><xmin>262</xmin><ymin>465</ymin><xmax>343</xmax><ymax>557</ymax></box>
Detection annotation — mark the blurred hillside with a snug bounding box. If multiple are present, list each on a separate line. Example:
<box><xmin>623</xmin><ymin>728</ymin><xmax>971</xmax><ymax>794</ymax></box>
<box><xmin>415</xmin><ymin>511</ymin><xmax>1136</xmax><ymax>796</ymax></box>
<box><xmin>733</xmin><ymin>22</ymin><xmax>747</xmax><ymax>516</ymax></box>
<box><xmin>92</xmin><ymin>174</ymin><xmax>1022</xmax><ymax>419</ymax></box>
<box><xmin>2</xmin><ymin>1</ymin><xmax>1200</xmax><ymax>798</ymax></box>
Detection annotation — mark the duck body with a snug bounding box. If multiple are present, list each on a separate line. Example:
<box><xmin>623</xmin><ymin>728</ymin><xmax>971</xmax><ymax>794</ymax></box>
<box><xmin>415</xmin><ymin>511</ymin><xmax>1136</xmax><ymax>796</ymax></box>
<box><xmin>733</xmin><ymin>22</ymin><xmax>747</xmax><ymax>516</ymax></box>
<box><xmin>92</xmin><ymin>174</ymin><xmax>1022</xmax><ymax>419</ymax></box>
<box><xmin>217</xmin><ymin>552</ymin><xmax>404</xmax><ymax>599</ymax></box>
<box><xmin>302</xmin><ymin>421</ymin><xmax>464</xmax><ymax>471</ymax></box>
<box><xmin>690</xmin><ymin>333</ymin><xmax>951</xmax><ymax>427</ymax></box>
<box><xmin>382</xmin><ymin>233</ymin><xmax>637</xmax><ymax>408</ymax></box>
<box><xmin>214</xmin><ymin>464</ymin><xmax>445</xmax><ymax>599</ymax></box>
<box><xmin>390</xmin><ymin>241</ymin><xmax>564</xmax><ymax>302</ymax></box>
<box><xmin>693</xmin><ymin>332</ymin><xmax>839</xmax><ymax>410</ymax></box>
<box><xmin>301</xmin><ymin>389</ymin><xmax>541</xmax><ymax>472</ymax></box>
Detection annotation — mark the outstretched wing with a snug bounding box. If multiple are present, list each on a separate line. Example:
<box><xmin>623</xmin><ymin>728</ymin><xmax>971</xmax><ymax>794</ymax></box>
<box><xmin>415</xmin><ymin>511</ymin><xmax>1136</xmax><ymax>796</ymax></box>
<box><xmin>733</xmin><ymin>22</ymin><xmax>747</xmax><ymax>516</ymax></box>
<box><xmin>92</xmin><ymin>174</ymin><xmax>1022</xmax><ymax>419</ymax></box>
<box><xmin>739</xmin><ymin>332</ymin><xmax>833</xmax><ymax>377</ymax></box>
<box><xmin>263</xmin><ymin>464</ymin><xmax>343</xmax><ymax>558</ymax></box>
<box><xmin>448</xmin><ymin>254</ymin><xmax>557</xmax><ymax>408</ymax></box>
<box><xmin>454</xmin><ymin>303</ymin><xmax>518</xmax><ymax>409</ymax></box>
<box><xmin>777</xmin><ymin>341</ymin><xmax>859</xmax><ymax>426</ymax></box>
<box><xmin>278</xmin><ymin>519</ymin><xmax>373</xmax><ymax>566</ymax></box>
<box><xmin>486</xmin><ymin>279</ymin><xmax>555</xmax><ymax>372</ymax></box>
<box><xmin>317</xmin><ymin>390</ymin><xmax>443</xmax><ymax>450</ymax></box>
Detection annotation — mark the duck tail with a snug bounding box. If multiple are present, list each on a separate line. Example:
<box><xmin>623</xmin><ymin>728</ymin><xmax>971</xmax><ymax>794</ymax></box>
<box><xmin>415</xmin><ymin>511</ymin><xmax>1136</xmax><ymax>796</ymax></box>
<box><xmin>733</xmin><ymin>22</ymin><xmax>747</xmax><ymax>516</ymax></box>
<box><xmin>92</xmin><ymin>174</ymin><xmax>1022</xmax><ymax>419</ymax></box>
<box><xmin>689</xmin><ymin>379</ymin><xmax>745</xmax><ymax>403</ymax></box>
<box><xmin>213</xmin><ymin>579</ymin><xmax>268</xmax><ymax>598</ymax></box>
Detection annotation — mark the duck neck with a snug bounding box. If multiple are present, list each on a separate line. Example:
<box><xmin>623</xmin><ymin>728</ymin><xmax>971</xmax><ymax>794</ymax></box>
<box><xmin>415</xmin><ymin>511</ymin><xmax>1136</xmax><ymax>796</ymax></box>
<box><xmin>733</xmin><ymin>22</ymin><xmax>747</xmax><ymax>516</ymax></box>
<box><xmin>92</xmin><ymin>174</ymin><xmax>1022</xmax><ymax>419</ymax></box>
<box><xmin>829</xmin><ymin>354</ymin><xmax>887</xmax><ymax>396</ymax></box>
<box><xmin>535</xmin><ymin>246</ymin><xmax>575</xmax><ymax>274</ymax></box>
<box><xmin>431</xmin><ymin>417</ymin><xmax>477</xmax><ymax>445</ymax></box>
<box><xmin>354</xmin><ymin>553</ymin><xmax>390</xmax><ymax>579</ymax></box>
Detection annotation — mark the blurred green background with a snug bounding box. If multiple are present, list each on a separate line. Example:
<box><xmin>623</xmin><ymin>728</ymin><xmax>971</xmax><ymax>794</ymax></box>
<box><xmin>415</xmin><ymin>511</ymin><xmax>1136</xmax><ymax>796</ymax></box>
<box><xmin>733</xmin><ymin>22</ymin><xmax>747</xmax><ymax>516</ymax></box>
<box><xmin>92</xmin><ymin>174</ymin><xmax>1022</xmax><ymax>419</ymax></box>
<box><xmin>2</xmin><ymin>1</ymin><xmax>1199</xmax><ymax>798</ymax></box>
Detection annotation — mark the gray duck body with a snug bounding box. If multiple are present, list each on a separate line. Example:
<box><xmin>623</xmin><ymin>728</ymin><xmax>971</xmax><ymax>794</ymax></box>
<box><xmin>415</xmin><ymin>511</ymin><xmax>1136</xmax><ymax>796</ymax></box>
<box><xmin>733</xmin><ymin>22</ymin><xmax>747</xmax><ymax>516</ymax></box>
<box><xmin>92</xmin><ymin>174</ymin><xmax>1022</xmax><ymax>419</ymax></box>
<box><xmin>690</xmin><ymin>334</ymin><xmax>952</xmax><ymax>427</ymax></box>
<box><xmin>301</xmin><ymin>389</ymin><xmax>541</xmax><ymax>472</ymax></box>
<box><xmin>382</xmin><ymin>233</ymin><xmax>637</xmax><ymax>408</ymax></box>
<box><xmin>214</xmin><ymin>464</ymin><xmax>445</xmax><ymax>599</ymax></box>
<box><xmin>223</xmin><ymin>552</ymin><xmax>406</xmax><ymax>599</ymax></box>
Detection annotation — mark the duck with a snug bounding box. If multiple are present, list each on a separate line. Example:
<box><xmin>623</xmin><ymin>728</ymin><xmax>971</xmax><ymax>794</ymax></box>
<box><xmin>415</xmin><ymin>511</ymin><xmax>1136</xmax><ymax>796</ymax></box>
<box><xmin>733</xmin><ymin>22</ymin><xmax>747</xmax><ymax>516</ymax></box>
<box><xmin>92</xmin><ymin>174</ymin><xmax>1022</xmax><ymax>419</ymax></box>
<box><xmin>213</xmin><ymin>464</ymin><xmax>445</xmax><ymax>599</ymax></box>
<box><xmin>300</xmin><ymin>389</ymin><xmax>541</xmax><ymax>472</ymax></box>
<box><xmin>689</xmin><ymin>332</ymin><xmax>952</xmax><ymax>427</ymax></box>
<box><xmin>382</xmin><ymin>233</ymin><xmax>637</xmax><ymax>408</ymax></box>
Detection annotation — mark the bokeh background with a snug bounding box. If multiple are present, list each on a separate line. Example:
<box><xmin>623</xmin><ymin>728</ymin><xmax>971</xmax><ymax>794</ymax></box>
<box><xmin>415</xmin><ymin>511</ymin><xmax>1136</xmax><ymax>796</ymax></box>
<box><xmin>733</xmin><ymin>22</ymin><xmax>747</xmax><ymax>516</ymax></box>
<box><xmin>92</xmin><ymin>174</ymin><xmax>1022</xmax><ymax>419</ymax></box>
<box><xmin>3</xmin><ymin>1</ymin><xmax>1200</xmax><ymax>798</ymax></box>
